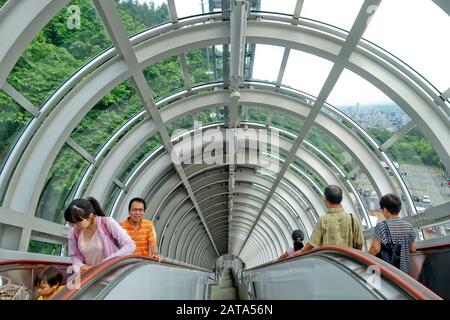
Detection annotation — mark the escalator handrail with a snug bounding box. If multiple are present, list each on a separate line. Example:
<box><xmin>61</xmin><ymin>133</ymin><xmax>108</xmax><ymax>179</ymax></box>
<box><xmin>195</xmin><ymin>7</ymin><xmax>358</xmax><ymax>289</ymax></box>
<box><xmin>0</xmin><ymin>259</ymin><xmax>71</xmax><ymax>267</ymax></box>
<box><xmin>56</xmin><ymin>254</ymin><xmax>211</xmax><ymax>300</ymax></box>
<box><xmin>245</xmin><ymin>246</ymin><xmax>442</xmax><ymax>300</ymax></box>
<box><xmin>417</xmin><ymin>242</ymin><xmax>450</xmax><ymax>251</ymax></box>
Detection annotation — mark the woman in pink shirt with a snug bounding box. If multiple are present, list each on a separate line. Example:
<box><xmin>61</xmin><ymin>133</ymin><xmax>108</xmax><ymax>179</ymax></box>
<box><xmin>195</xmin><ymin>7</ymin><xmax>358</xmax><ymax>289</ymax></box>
<box><xmin>64</xmin><ymin>198</ymin><xmax>135</xmax><ymax>273</ymax></box>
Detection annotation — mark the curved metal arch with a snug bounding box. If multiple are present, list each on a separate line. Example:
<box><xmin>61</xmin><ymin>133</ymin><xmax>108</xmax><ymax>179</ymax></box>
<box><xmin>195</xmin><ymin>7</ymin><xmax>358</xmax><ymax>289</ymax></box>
<box><xmin>193</xmin><ymin>185</ymin><xmax>300</xmax><ymax>244</ymax></box>
<box><xmin>159</xmin><ymin>198</ymin><xmax>195</xmax><ymax>254</ymax></box>
<box><xmin>85</xmin><ymin>118</ymin><xmax>159</xmax><ymax>200</ymax></box>
<box><xmin>230</xmin><ymin>205</ymin><xmax>289</xmax><ymax>255</ymax></box>
<box><xmin>183</xmin><ymin>136</ymin><xmax>349</xmax><ymax>216</ymax></box>
<box><xmin>189</xmin><ymin>193</ymin><xmax>296</xmax><ymax>250</ymax></box>
<box><xmin>178</xmin><ymin>194</ymin><xmax>297</xmax><ymax>251</ymax></box>
<box><xmin>228</xmin><ymin>210</ymin><xmax>284</xmax><ymax>259</ymax></box>
<box><xmin>229</xmin><ymin>223</ymin><xmax>272</xmax><ymax>263</ymax></box>
<box><xmin>194</xmin><ymin>236</ymin><xmax>220</xmax><ymax>268</ymax></box>
<box><xmin>230</xmin><ymin>227</ymin><xmax>271</xmax><ymax>265</ymax></box>
<box><xmin>159</xmin><ymin>90</ymin><xmax>396</xmax><ymax>197</ymax></box>
<box><xmin>167</xmin><ymin>206</ymin><xmax>199</xmax><ymax>258</ymax></box>
<box><xmin>189</xmin><ymin>232</ymin><xmax>213</xmax><ymax>266</ymax></box>
<box><xmin>0</xmin><ymin>6</ymin><xmax>444</xmax><ymax>262</ymax></box>
<box><xmin>118</xmin><ymin>143</ymin><xmax>322</xmax><ymax>248</ymax></box>
<box><xmin>192</xmin><ymin>184</ymin><xmax>301</xmax><ymax>249</ymax></box>
<box><xmin>232</xmin><ymin>196</ymin><xmax>304</xmax><ymax>241</ymax></box>
<box><xmin>5</xmin><ymin>11</ymin><xmax>447</xmax><ymax>218</ymax></box>
<box><xmin>190</xmin><ymin>183</ymin><xmax>296</xmax><ymax>232</ymax></box>
<box><xmin>183</xmin><ymin>222</ymin><xmax>210</xmax><ymax>263</ymax></box>
<box><xmin>165</xmin><ymin>215</ymin><xmax>205</xmax><ymax>260</ymax></box>
<box><xmin>190</xmin><ymin>185</ymin><xmax>289</xmax><ymax>255</ymax></box>
<box><xmin>81</xmin><ymin>101</ymin><xmax>371</xmax><ymax>233</ymax></box>
<box><xmin>184</xmin><ymin>161</ymin><xmax>318</xmax><ymax>222</ymax></box>
<box><xmin>188</xmin><ymin>211</ymin><xmax>276</xmax><ymax>264</ymax></box>
<box><xmin>174</xmin><ymin>213</ymin><xmax>205</xmax><ymax>261</ymax></box>
<box><xmin>152</xmin><ymin>185</ymin><xmax>190</xmax><ymax>241</ymax></box>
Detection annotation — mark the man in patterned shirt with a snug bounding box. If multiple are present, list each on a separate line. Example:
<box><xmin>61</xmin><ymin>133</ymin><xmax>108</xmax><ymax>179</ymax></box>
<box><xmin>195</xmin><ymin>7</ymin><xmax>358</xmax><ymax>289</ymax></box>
<box><xmin>120</xmin><ymin>197</ymin><xmax>159</xmax><ymax>260</ymax></box>
<box><xmin>298</xmin><ymin>185</ymin><xmax>364</xmax><ymax>254</ymax></box>
<box><xmin>369</xmin><ymin>194</ymin><xmax>416</xmax><ymax>273</ymax></box>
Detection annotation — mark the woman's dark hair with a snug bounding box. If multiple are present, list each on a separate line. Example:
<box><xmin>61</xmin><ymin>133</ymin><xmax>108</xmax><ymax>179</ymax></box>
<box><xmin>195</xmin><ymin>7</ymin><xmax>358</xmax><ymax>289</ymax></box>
<box><xmin>86</xmin><ymin>197</ymin><xmax>105</xmax><ymax>217</ymax></box>
<box><xmin>292</xmin><ymin>229</ymin><xmax>304</xmax><ymax>252</ymax></box>
<box><xmin>35</xmin><ymin>266</ymin><xmax>63</xmax><ymax>287</ymax></box>
<box><xmin>64</xmin><ymin>198</ymin><xmax>105</xmax><ymax>224</ymax></box>
<box><xmin>379</xmin><ymin>193</ymin><xmax>402</xmax><ymax>215</ymax></box>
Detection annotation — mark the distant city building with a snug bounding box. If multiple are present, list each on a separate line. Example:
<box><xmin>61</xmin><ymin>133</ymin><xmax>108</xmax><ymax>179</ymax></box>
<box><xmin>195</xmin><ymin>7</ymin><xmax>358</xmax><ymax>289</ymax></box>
<box><xmin>339</xmin><ymin>104</ymin><xmax>409</xmax><ymax>132</ymax></box>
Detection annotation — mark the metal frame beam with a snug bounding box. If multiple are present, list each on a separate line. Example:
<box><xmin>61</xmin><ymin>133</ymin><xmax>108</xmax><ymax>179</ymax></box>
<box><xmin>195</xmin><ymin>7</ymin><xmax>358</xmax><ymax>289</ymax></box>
<box><xmin>93</xmin><ymin>0</ymin><xmax>220</xmax><ymax>257</ymax></box>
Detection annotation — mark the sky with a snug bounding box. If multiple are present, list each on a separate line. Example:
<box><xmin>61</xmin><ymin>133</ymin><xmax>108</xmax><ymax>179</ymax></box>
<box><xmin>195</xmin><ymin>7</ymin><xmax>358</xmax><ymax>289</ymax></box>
<box><xmin>137</xmin><ymin>0</ymin><xmax>450</xmax><ymax>107</ymax></box>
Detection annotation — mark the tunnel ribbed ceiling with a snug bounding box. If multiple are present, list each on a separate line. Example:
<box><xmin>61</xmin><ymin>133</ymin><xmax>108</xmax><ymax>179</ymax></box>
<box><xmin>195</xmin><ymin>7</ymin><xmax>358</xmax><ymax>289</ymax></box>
<box><xmin>0</xmin><ymin>0</ymin><xmax>449</xmax><ymax>269</ymax></box>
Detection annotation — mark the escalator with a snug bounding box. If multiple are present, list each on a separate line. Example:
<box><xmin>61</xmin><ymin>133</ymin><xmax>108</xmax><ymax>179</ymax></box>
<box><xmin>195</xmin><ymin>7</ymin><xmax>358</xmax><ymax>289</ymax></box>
<box><xmin>240</xmin><ymin>246</ymin><xmax>442</xmax><ymax>300</ymax></box>
<box><xmin>0</xmin><ymin>242</ymin><xmax>447</xmax><ymax>300</ymax></box>
<box><xmin>53</xmin><ymin>255</ymin><xmax>214</xmax><ymax>300</ymax></box>
<box><xmin>0</xmin><ymin>258</ymin><xmax>70</xmax><ymax>300</ymax></box>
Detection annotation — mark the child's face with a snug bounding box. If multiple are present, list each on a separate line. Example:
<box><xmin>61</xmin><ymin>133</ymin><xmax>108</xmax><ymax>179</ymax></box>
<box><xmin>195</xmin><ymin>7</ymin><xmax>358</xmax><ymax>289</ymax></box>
<box><xmin>37</xmin><ymin>281</ymin><xmax>58</xmax><ymax>297</ymax></box>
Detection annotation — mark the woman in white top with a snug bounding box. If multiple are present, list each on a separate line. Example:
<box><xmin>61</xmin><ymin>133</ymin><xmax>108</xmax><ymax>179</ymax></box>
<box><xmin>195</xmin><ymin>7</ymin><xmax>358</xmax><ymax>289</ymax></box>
<box><xmin>277</xmin><ymin>229</ymin><xmax>305</xmax><ymax>261</ymax></box>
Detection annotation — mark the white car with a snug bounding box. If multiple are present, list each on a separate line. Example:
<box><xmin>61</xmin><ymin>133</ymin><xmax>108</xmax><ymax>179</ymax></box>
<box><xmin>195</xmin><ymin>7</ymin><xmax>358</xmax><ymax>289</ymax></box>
<box><xmin>422</xmin><ymin>195</ymin><xmax>431</xmax><ymax>203</ymax></box>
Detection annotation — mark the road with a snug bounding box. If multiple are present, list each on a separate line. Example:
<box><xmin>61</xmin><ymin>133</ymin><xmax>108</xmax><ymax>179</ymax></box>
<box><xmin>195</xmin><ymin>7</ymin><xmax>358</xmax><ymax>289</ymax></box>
<box><xmin>349</xmin><ymin>163</ymin><xmax>449</xmax><ymax>209</ymax></box>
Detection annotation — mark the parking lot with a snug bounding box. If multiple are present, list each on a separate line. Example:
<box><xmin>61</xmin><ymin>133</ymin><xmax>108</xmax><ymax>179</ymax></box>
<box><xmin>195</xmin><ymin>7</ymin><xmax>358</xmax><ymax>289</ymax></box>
<box><xmin>350</xmin><ymin>163</ymin><xmax>449</xmax><ymax>211</ymax></box>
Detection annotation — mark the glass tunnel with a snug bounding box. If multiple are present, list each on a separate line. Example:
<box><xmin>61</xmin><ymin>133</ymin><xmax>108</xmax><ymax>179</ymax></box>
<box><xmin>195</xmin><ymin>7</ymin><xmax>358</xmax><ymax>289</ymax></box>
<box><xmin>0</xmin><ymin>0</ymin><xmax>449</xmax><ymax>300</ymax></box>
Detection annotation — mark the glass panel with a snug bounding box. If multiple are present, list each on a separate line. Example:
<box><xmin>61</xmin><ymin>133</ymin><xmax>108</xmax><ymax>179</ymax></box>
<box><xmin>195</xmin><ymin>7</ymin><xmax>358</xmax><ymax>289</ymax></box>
<box><xmin>305</xmin><ymin>126</ymin><xmax>382</xmax><ymax>217</ymax></box>
<box><xmin>271</xmin><ymin>110</ymin><xmax>303</xmax><ymax>134</ymax></box>
<box><xmin>241</xmin><ymin>106</ymin><xmax>268</xmax><ymax>124</ymax></box>
<box><xmin>70</xmin><ymin>80</ymin><xmax>145</xmax><ymax>155</ymax></box>
<box><xmin>115</xmin><ymin>0</ymin><xmax>170</xmax><ymax>36</ymax></box>
<box><xmin>364</xmin><ymin>0</ymin><xmax>450</xmax><ymax>90</ymax></box>
<box><xmin>196</xmin><ymin>107</ymin><xmax>225</xmax><ymax>125</ymax></box>
<box><xmin>258</xmin><ymin>0</ymin><xmax>296</xmax><ymax>15</ymax></box>
<box><xmin>186</xmin><ymin>46</ymin><xmax>223</xmax><ymax>85</ymax></box>
<box><xmin>79</xmin><ymin>113</ymin><xmax>149</xmax><ymax>196</ymax></box>
<box><xmin>386</xmin><ymin>128</ymin><xmax>449</xmax><ymax>209</ymax></box>
<box><xmin>117</xmin><ymin>133</ymin><xmax>162</xmax><ymax>182</ymax></box>
<box><xmin>28</xmin><ymin>239</ymin><xmax>62</xmax><ymax>256</ymax></box>
<box><xmin>173</xmin><ymin>0</ymin><xmax>219</xmax><ymax>18</ymax></box>
<box><xmin>249</xmin><ymin>44</ymin><xmax>284</xmax><ymax>83</ymax></box>
<box><xmin>143</xmin><ymin>56</ymin><xmax>184</xmax><ymax>100</ymax></box>
<box><xmin>282</xmin><ymin>50</ymin><xmax>333</xmax><ymax>97</ymax></box>
<box><xmin>36</xmin><ymin>144</ymin><xmax>90</xmax><ymax>224</ymax></box>
<box><xmin>166</xmin><ymin>115</ymin><xmax>194</xmax><ymax>137</ymax></box>
<box><xmin>292</xmin><ymin>160</ymin><xmax>327</xmax><ymax>191</ymax></box>
<box><xmin>328</xmin><ymin>69</ymin><xmax>411</xmax><ymax>144</ymax></box>
<box><xmin>6</xmin><ymin>0</ymin><xmax>112</xmax><ymax>108</ymax></box>
<box><xmin>302</xmin><ymin>143</ymin><xmax>367</xmax><ymax>224</ymax></box>
<box><xmin>104</xmin><ymin>183</ymin><xmax>121</xmax><ymax>215</ymax></box>
<box><xmin>420</xmin><ymin>222</ymin><xmax>450</xmax><ymax>240</ymax></box>
<box><xmin>0</xmin><ymin>90</ymin><xmax>33</xmax><ymax>170</ymax></box>
<box><xmin>301</xmin><ymin>0</ymin><xmax>364</xmax><ymax>31</ymax></box>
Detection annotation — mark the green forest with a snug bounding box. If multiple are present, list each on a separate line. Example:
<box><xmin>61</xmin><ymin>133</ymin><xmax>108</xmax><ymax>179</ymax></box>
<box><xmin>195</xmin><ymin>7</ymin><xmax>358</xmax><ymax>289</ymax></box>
<box><xmin>369</xmin><ymin>127</ymin><xmax>440</xmax><ymax>166</ymax></box>
<box><xmin>0</xmin><ymin>0</ymin><xmax>443</xmax><ymax>241</ymax></box>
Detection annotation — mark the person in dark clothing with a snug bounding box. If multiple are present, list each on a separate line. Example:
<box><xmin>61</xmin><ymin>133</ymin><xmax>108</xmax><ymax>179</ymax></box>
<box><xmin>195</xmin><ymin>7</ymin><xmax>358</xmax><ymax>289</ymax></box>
<box><xmin>277</xmin><ymin>229</ymin><xmax>305</xmax><ymax>260</ymax></box>
<box><xmin>418</xmin><ymin>249</ymin><xmax>450</xmax><ymax>300</ymax></box>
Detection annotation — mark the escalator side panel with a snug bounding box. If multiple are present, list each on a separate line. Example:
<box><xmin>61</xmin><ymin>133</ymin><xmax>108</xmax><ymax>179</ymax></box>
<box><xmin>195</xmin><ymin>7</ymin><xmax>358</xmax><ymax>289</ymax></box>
<box><xmin>245</xmin><ymin>257</ymin><xmax>379</xmax><ymax>300</ymax></box>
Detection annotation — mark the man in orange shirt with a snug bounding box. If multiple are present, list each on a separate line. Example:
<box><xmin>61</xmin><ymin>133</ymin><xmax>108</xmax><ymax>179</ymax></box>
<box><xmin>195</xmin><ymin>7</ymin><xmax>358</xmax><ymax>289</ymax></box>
<box><xmin>120</xmin><ymin>197</ymin><xmax>159</xmax><ymax>260</ymax></box>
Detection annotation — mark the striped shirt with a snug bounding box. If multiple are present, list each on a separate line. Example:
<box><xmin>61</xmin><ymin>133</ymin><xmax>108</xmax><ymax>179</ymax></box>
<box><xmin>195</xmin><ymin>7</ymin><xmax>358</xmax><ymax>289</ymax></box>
<box><xmin>373</xmin><ymin>218</ymin><xmax>415</xmax><ymax>274</ymax></box>
<box><xmin>120</xmin><ymin>218</ymin><xmax>157</xmax><ymax>256</ymax></box>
